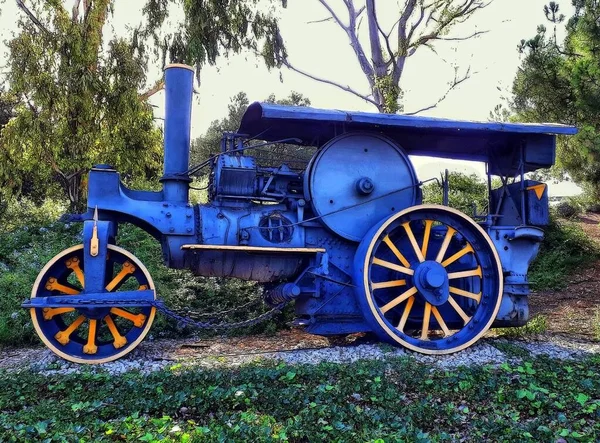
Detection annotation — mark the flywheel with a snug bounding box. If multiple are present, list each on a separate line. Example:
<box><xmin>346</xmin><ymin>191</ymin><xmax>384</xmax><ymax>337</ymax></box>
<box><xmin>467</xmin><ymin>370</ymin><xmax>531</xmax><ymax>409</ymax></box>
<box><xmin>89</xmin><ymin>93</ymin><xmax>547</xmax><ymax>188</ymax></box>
<box><xmin>354</xmin><ymin>204</ymin><xmax>503</xmax><ymax>354</ymax></box>
<box><xmin>307</xmin><ymin>132</ymin><xmax>419</xmax><ymax>241</ymax></box>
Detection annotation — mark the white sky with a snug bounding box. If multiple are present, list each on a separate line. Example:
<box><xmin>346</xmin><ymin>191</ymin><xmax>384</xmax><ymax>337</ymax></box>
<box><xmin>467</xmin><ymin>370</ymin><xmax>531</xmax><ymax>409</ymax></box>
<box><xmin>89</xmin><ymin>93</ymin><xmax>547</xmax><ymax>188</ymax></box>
<box><xmin>0</xmin><ymin>0</ymin><xmax>581</xmax><ymax>196</ymax></box>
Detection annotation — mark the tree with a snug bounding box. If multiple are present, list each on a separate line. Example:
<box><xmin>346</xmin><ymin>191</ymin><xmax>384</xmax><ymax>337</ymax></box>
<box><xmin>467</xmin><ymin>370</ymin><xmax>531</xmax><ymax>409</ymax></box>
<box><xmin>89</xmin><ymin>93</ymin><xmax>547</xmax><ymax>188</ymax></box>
<box><xmin>0</xmin><ymin>0</ymin><xmax>287</xmax><ymax>210</ymax></box>
<box><xmin>278</xmin><ymin>0</ymin><xmax>490</xmax><ymax>113</ymax></box>
<box><xmin>422</xmin><ymin>171</ymin><xmax>488</xmax><ymax>215</ymax></box>
<box><xmin>510</xmin><ymin>1</ymin><xmax>600</xmax><ymax>198</ymax></box>
<box><xmin>190</xmin><ymin>91</ymin><xmax>313</xmax><ymax>173</ymax></box>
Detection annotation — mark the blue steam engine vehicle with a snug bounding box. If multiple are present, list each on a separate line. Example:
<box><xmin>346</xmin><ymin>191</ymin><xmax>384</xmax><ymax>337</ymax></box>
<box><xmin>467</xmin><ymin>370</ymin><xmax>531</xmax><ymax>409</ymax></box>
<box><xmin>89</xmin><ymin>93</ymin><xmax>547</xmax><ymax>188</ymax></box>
<box><xmin>22</xmin><ymin>65</ymin><xmax>577</xmax><ymax>363</ymax></box>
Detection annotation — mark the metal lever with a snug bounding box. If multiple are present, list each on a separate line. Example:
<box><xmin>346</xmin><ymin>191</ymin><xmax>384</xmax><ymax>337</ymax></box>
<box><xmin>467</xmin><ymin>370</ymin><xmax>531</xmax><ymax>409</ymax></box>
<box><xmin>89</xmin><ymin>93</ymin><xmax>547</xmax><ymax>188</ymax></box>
<box><xmin>90</xmin><ymin>206</ymin><xmax>99</xmax><ymax>257</ymax></box>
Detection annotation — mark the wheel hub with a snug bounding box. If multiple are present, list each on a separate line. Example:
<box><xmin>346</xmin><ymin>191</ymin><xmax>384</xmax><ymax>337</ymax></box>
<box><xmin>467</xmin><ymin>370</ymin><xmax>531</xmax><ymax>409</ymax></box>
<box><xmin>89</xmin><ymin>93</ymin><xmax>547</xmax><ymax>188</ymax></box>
<box><xmin>414</xmin><ymin>260</ymin><xmax>449</xmax><ymax>306</ymax></box>
<box><xmin>77</xmin><ymin>307</ymin><xmax>111</xmax><ymax>320</ymax></box>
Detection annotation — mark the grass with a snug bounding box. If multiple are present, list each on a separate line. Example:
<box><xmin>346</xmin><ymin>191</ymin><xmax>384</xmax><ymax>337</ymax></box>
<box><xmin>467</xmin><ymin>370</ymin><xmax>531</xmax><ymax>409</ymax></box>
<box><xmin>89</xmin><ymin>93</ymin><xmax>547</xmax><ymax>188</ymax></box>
<box><xmin>495</xmin><ymin>315</ymin><xmax>548</xmax><ymax>339</ymax></box>
<box><xmin>2</xmin><ymin>355</ymin><xmax>600</xmax><ymax>441</ymax></box>
<box><xmin>594</xmin><ymin>309</ymin><xmax>600</xmax><ymax>342</ymax></box>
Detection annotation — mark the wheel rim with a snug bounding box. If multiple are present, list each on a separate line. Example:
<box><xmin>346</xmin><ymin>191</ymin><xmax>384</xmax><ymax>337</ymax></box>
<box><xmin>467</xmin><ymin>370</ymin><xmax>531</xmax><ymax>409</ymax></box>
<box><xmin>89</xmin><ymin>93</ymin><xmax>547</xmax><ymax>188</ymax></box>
<box><xmin>30</xmin><ymin>245</ymin><xmax>156</xmax><ymax>364</ymax></box>
<box><xmin>356</xmin><ymin>205</ymin><xmax>503</xmax><ymax>354</ymax></box>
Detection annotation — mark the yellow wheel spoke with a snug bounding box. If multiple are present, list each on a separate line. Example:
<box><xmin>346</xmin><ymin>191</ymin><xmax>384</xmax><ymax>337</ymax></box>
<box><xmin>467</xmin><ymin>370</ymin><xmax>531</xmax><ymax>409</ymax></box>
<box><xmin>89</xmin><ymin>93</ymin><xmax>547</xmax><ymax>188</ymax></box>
<box><xmin>45</xmin><ymin>277</ymin><xmax>80</xmax><ymax>295</ymax></box>
<box><xmin>441</xmin><ymin>243</ymin><xmax>474</xmax><ymax>268</ymax></box>
<box><xmin>448</xmin><ymin>296</ymin><xmax>471</xmax><ymax>324</ymax></box>
<box><xmin>397</xmin><ymin>295</ymin><xmax>415</xmax><ymax>332</ymax></box>
<box><xmin>449</xmin><ymin>286</ymin><xmax>481</xmax><ymax>302</ymax></box>
<box><xmin>372</xmin><ymin>258</ymin><xmax>414</xmax><ymax>276</ymax></box>
<box><xmin>139</xmin><ymin>285</ymin><xmax>149</xmax><ymax>290</ymax></box>
<box><xmin>104</xmin><ymin>315</ymin><xmax>128</xmax><ymax>349</ymax></box>
<box><xmin>380</xmin><ymin>286</ymin><xmax>418</xmax><ymax>314</ymax></box>
<box><xmin>447</xmin><ymin>267</ymin><xmax>482</xmax><ymax>280</ymax></box>
<box><xmin>65</xmin><ymin>257</ymin><xmax>85</xmax><ymax>287</ymax></box>
<box><xmin>402</xmin><ymin>222</ymin><xmax>425</xmax><ymax>263</ymax></box>
<box><xmin>83</xmin><ymin>319</ymin><xmax>98</xmax><ymax>354</ymax></box>
<box><xmin>435</xmin><ymin>227</ymin><xmax>456</xmax><ymax>263</ymax></box>
<box><xmin>42</xmin><ymin>307</ymin><xmax>75</xmax><ymax>320</ymax></box>
<box><xmin>54</xmin><ymin>315</ymin><xmax>85</xmax><ymax>345</ymax></box>
<box><xmin>105</xmin><ymin>261</ymin><xmax>136</xmax><ymax>292</ymax></box>
<box><xmin>431</xmin><ymin>306</ymin><xmax>451</xmax><ymax>337</ymax></box>
<box><xmin>420</xmin><ymin>303</ymin><xmax>432</xmax><ymax>340</ymax></box>
<box><xmin>382</xmin><ymin>236</ymin><xmax>411</xmax><ymax>268</ymax></box>
<box><xmin>110</xmin><ymin>308</ymin><xmax>147</xmax><ymax>328</ymax></box>
<box><xmin>372</xmin><ymin>280</ymin><xmax>406</xmax><ymax>290</ymax></box>
<box><xmin>421</xmin><ymin>220</ymin><xmax>433</xmax><ymax>259</ymax></box>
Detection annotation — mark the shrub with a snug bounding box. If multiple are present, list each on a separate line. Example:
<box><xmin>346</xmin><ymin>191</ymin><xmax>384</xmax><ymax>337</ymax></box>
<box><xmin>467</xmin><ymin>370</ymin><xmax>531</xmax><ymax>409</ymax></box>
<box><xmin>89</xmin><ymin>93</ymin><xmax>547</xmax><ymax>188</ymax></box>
<box><xmin>529</xmin><ymin>216</ymin><xmax>600</xmax><ymax>290</ymax></box>
<box><xmin>555</xmin><ymin>201</ymin><xmax>579</xmax><ymax>219</ymax></box>
<box><xmin>422</xmin><ymin>172</ymin><xmax>488</xmax><ymax>216</ymax></box>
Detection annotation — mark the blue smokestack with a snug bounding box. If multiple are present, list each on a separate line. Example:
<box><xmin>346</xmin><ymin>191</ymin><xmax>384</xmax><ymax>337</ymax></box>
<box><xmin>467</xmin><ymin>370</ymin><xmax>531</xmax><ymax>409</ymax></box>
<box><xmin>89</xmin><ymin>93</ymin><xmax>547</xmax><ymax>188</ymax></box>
<box><xmin>161</xmin><ymin>64</ymin><xmax>194</xmax><ymax>202</ymax></box>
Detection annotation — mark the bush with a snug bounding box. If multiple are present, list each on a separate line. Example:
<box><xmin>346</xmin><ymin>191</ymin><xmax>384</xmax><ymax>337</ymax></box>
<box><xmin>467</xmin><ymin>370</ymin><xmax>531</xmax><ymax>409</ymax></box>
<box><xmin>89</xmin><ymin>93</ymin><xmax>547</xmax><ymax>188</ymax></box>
<box><xmin>422</xmin><ymin>172</ymin><xmax>487</xmax><ymax>216</ymax></box>
<box><xmin>529</xmin><ymin>215</ymin><xmax>600</xmax><ymax>290</ymax></box>
<box><xmin>555</xmin><ymin>201</ymin><xmax>579</xmax><ymax>219</ymax></box>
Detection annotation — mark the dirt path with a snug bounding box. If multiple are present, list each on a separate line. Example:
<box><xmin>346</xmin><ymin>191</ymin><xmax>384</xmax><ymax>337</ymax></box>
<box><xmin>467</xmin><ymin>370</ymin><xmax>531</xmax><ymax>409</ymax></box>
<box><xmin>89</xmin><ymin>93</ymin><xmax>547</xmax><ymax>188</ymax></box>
<box><xmin>529</xmin><ymin>213</ymin><xmax>600</xmax><ymax>340</ymax></box>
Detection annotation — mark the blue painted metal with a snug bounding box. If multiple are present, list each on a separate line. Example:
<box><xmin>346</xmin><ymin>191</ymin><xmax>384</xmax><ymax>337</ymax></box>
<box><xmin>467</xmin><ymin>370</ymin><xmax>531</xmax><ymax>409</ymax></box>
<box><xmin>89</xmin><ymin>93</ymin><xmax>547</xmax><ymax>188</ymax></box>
<box><xmin>354</xmin><ymin>206</ymin><xmax>503</xmax><ymax>352</ymax></box>
<box><xmin>413</xmin><ymin>261</ymin><xmax>449</xmax><ymax>307</ymax></box>
<box><xmin>22</xmin><ymin>291</ymin><xmax>155</xmax><ymax>308</ymax></box>
<box><xmin>28</xmin><ymin>244</ymin><xmax>155</xmax><ymax>362</ymax></box>
<box><xmin>27</xmin><ymin>63</ymin><xmax>580</xmax><ymax>358</ymax></box>
<box><xmin>161</xmin><ymin>64</ymin><xmax>194</xmax><ymax>202</ymax></box>
<box><xmin>239</xmin><ymin>102</ymin><xmax>577</xmax><ymax>176</ymax></box>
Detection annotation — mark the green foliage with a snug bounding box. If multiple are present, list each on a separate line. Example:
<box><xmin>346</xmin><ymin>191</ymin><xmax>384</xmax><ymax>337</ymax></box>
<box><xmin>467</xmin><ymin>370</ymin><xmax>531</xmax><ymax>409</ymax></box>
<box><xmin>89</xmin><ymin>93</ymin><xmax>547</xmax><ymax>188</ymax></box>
<box><xmin>422</xmin><ymin>172</ymin><xmax>488</xmax><ymax>215</ymax></box>
<box><xmin>190</xmin><ymin>91</ymin><xmax>313</xmax><ymax>177</ymax></box>
<box><xmin>2</xmin><ymin>355</ymin><xmax>600</xmax><ymax>440</ymax></box>
<box><xmin>141</xmin><ymin>0</ymin><xmax>287</xmax><ymax>77</ymax></box>
<box><xmin>529</xmin><ymin>215</ymin><xmax>600</xmax><ymax>290</ymax></box>
<box><xmin>511</xmin><ymin>0</ymin><xmax>600</xmax><ymax>199</ymax></box>
<box><xmin>0</xmin><ymin>1</ymin><xmax>162</xmax><ymax>210</ymax></box>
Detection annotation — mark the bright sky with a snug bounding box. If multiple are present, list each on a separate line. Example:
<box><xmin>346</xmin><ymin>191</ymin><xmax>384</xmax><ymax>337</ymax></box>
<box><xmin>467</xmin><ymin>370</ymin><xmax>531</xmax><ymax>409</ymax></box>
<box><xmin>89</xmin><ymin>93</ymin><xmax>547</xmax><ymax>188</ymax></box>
<box><xmin>0</xmin><ymin>0</ymin><xmax>581</xmax><ymax>196</ymax></box>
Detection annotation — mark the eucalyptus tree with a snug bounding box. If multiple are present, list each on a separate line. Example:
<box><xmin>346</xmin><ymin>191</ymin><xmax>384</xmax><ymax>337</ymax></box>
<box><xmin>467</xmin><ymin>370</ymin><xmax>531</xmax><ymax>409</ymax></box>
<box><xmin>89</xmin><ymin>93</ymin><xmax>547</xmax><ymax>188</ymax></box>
<box><xmin>0</xmin><ymin>0</ymin><xmax>286</xmax><ymax>210</ymax></box>
<box><xmin>279</xmin><ymin>0</ymin><xmax>491</xmax><ymax>113</ymax></box>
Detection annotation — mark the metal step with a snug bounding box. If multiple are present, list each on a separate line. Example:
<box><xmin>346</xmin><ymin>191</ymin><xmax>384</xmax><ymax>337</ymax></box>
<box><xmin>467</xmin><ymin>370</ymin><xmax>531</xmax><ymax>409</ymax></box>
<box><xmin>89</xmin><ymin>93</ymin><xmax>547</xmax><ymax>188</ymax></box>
<box><xmin>181</xmin><ymin>244</ymin><xmax>326</xmax><ymax>254</ymax></box>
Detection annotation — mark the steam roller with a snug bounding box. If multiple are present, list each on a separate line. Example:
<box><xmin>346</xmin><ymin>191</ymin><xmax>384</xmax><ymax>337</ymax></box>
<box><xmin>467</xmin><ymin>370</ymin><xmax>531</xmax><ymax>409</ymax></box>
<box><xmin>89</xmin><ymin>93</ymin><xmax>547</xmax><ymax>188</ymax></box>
<box><xmin>23</xmin><ymin>64</ymin><xmax>577</xmax><ymax>363</ymax></box>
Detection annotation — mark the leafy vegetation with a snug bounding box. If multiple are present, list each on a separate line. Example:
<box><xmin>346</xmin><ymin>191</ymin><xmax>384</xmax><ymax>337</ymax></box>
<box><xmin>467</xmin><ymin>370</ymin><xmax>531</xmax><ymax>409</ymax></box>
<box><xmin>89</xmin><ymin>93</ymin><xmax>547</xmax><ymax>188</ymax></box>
<box><xmin>2</xmin><ymin>355</ymin><xmax>600</xmax><ymax>441</ymax></box>
<box><xmin>0</xmin><ymin>0</ymin><xmax>287</xmax><ymax>210</ymax></box>
<box><xmin>510</xmin><ymin>0</ymin><xmax>600</xmax><ymax>200</ymax></box>
<box><xmin>422</xmin><ymin>172</ymin><xmax>488</xmax><ymax>216</ymax></box>
<box><xmin>529</xmin><ymin>215</ymin><xmax>600</xmax><ymax>291</ymax></box>
<box><xmin>190</xmin><ymin>91</ymin><xmax>313</xmax><ymax>177</ymax></box>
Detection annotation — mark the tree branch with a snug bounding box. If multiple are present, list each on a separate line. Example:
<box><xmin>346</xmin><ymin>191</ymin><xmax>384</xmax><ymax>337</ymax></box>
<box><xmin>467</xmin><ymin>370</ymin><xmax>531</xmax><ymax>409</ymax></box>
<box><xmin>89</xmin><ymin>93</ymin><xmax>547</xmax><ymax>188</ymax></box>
<box><xmin>139</xmin><ymin>80</ymin><xmax>165</xmax><ymax>101</ymax></box>
<box><xmin>317</xmin><ymin>0</ymin><xmax>349</xmax><ymax>31</ymax></box>
<box><xmin>282</xmin><ymin>59</ymin><xmax>379</xmax><ymax>107</ymax></box>
<box><xmin>72</xmin><ymin>0</ymin><xmax>82</xmax><ymax>22</ymax></box>
<box><xmin>307</xmin><ymin>16</ymin><xmax>334</xmax><ymax>24</ymax></box>
<box><xmin>403</xmin><ymin>67</ymin><xmax>472</xmax><ymax>115</ymax></box>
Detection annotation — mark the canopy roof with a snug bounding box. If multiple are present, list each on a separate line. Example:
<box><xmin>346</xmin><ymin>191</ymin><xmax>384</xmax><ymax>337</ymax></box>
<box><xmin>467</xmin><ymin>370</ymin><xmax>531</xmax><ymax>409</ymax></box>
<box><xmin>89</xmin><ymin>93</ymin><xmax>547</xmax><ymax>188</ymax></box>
<box><xmin>238</xmin><ymin>102</ymin><xmax>578</xmax><ymax>176</ymax></box>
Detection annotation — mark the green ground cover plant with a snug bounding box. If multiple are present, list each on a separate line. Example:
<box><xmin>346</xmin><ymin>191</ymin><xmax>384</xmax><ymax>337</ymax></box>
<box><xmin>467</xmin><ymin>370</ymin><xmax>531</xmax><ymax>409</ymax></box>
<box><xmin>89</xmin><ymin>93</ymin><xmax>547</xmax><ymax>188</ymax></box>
<box><xmin>1</xmin><ymin>355</ymin><xmax>600</xmax><ymax>441</ymax></box>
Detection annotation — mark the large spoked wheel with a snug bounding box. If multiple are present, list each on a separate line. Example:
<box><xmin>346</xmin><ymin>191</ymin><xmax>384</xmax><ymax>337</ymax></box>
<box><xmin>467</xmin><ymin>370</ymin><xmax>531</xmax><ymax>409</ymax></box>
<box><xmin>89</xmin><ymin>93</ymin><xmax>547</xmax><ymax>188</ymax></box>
<box><xmin>354</xmin><ymin>204</ymin><xmax>503</xmax><ymax>355</ymax></box>
<box><xmin>30</xmin><ymin>245</ymin><xmax>156</xmax><ymax>364</ymax></box>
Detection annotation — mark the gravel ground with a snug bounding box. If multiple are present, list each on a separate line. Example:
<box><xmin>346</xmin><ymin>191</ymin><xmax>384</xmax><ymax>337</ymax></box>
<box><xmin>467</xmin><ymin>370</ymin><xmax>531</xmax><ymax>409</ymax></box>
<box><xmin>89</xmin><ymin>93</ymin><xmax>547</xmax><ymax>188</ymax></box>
<box><xmin>1</xmin><ymin>331</ymin><xmax>599</xmax><ymax>376</ymax></box>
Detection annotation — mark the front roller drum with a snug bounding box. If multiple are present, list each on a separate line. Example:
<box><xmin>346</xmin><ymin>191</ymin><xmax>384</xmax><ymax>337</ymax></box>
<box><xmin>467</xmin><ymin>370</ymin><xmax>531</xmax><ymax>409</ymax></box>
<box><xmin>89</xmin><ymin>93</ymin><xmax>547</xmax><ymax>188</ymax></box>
<box><xmin>354</xmin><ymin>204</ymin><xmax>503</xmax><ymax>354</ymax></box>
<box><xmin>29</xmin><ymin>244</ymin><xmax>156</xmax><ymax>364</ymax></box>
